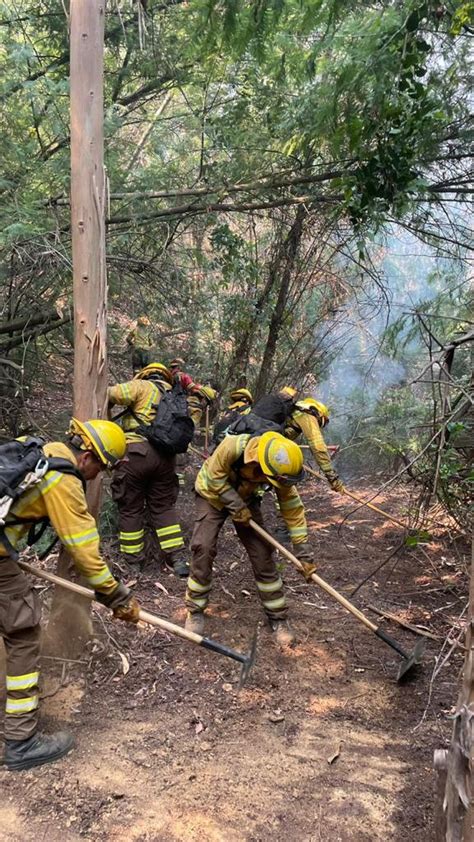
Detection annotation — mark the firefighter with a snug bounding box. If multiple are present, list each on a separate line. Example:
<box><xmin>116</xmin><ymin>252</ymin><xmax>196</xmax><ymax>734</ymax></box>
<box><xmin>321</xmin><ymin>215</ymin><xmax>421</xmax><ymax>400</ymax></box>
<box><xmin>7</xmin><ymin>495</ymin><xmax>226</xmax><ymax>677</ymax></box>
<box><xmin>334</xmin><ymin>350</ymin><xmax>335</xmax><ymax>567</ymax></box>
<box><xmin>108</xmin><ymin>363</ymin><xmax>188</xmax><ymax>578</ymax></box>
<box><xmin>255</xmin><ymin>387</ymin><xmax>345</xmax><ymax>494</ymax></box>
<box><xmin>187</xmin><ymin>385</ymin><xmax>218</xmax><ymax>429</ymax></box>
<box><xmin>169</xmin><ymin>357</ymin><xmax>199</xmax><ymax>393</ymax></box>
<box><xmin>185</xmin><ymin>431</ymin><xmax>313</xmax><ymax>646</ymax></box>
<box><xmin>211</xmin><ymin>388</ymin><xmax>254</xmax><ymax>452</ymax></box>
<box><xmin>169</xmin><ymin>359</ymin><xmax>203</xmax><ymax>485</ymax></box>
<box><xmin>126</xmin><ymin>315</ymin><xmax>155</xmax><ymax>374</ymax></box>
<box><xmin>283</xmin><ymin>393</ymin><xmax>345</xmax><ymax>493</ymax></box>
<box><xmin>0</xmin><ymin>419</ymin><xmax>140</xmax><ymax>772</ymax></box>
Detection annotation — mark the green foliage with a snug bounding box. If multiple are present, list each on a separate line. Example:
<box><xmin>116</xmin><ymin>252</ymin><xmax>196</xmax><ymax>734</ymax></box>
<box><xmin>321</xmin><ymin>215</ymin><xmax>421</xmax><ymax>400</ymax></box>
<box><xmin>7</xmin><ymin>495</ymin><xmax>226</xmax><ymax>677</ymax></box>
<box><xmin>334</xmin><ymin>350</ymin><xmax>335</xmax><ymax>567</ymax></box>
<box><xmin>404</xmin><ymin>530</ymin><xmax>431</xmax><ymax>546</ymax></box>
<box><xmin>0</xmin><ymin>0</ymin><xmax>471</xmax><ymax>535</ymax></box>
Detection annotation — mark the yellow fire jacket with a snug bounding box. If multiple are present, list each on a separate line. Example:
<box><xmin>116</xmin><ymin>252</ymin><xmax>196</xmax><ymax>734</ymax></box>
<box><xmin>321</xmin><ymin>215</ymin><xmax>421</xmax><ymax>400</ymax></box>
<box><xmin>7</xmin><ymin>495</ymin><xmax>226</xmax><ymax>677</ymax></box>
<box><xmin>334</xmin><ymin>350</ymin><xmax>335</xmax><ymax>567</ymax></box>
<box><xmin>126</xmin><ymin>325</ymin><xmax>154</xmax><ymax>350</ymax></box>
<box><xmin>196</xmin><ymin>434</ymin><xmax>308</xmax><ymax>544</ymax></box>
<box><xmin>285</xmin><ymin>409</ymin><xmax>337</xmax><ymax>483</ymax></box>
<box><xmin>187</xmin><ymin>395</ymin><xmax>203</xmax><ymax>428</ymax></box>
<box><xmin>108</xmin><ymin>380</ymin><xmax>161</xmax><ymax>443</ymax></box>
<box><xmin>1</xmin><ymin>443</ymin><xmax>118</xmax><ymax>595</ymax></box>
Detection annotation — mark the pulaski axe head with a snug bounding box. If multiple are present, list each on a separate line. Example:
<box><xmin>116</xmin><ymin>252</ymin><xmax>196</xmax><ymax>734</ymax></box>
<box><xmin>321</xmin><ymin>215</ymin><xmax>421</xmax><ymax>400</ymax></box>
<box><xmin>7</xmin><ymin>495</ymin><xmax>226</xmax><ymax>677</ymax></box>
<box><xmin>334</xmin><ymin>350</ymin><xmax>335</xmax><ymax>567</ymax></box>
<box><xmin>238</xmin><ymin>626</ymin><xmax>259</xmax><ymax>689</ymax></box>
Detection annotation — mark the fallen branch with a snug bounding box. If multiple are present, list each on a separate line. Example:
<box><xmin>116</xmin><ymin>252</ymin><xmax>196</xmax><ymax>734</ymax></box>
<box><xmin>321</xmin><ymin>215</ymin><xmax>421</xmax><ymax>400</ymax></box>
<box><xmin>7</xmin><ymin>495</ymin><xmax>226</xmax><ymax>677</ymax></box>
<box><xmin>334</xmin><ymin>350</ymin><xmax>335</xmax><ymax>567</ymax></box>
<box><xmin>367</xmin><ymin>604</ymin><xmax>441</xmax><ymax>641</ymax></box>
<box><xmin>350</xmin><ymin>542</ymin><xmax>404</xmax><ymax>597</ymax></box>
<box><xmin>0</xmin><ymin>309</ymin><xmax>64</xmax><ymax>336</ymax></box>
<box><xmin>0</xmin><ymin>314</ymin><xmax>72</xmax><ymax>354</ymax></box>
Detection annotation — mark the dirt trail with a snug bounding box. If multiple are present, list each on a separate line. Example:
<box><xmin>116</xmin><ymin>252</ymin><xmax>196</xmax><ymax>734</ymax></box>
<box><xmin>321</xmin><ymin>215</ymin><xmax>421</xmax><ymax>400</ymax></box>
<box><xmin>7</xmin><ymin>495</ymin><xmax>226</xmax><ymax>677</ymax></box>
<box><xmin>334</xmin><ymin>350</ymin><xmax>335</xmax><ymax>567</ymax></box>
<box><xmin>0</xmin><ymin>474</ymin><xmax>467</xmax><ymax>841</ymax></box>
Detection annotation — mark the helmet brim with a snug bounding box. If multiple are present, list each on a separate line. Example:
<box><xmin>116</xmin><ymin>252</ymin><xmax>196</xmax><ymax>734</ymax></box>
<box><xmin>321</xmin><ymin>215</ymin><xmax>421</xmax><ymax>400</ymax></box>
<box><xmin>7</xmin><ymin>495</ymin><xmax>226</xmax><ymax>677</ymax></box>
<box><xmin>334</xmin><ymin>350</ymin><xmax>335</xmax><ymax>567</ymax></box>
<box><xmin>264</xmin><ymin>468</ymin><xmax>306</xmax><ymax>488</ymax></box>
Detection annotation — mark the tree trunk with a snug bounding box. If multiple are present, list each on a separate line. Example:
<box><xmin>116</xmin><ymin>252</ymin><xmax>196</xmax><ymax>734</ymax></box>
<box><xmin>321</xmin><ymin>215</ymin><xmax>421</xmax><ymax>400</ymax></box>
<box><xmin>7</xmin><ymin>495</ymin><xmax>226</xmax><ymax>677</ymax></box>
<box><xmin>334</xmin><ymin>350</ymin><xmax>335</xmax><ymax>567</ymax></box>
<box><xmin>442</xmin><ymin>537</ymin><xmax>474</xmax><ymax>840</ymax></box>
<box><xmin>45</xmin><ymin>0</ymin><xmax>107</xmax><ymax>659</ymax></box>
<box><xmin>253</xmin><ymin>206</ymin><xmax>307</xmax><ymax>399</ymax></box>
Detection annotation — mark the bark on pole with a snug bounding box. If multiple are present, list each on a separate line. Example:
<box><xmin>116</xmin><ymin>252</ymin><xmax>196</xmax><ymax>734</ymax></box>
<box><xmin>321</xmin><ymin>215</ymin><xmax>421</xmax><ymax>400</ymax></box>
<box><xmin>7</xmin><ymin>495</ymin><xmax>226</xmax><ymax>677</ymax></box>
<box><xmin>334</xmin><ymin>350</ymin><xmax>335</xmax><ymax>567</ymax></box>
<box><xmin>440</xmin><ymin>537</ymin><xmax>474</xmax><ymax>841</ymax></box>
<box><xmin>45</xmin><ymin>0</ymin><xmax>107</xmax><ymax>657</ymax></box>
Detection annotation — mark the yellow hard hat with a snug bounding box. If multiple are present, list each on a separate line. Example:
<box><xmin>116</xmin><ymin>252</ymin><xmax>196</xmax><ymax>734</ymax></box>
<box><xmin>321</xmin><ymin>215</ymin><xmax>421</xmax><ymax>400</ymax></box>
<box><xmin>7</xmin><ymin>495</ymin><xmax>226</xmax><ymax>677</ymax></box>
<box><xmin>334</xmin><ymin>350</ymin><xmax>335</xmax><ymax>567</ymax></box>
<box><xmin>257</xmin><ymin>432</ymin><xmax>305</xmax><ymax>487</ymax></box>
<box><xmin>137</xmin><ymin>315</ymin><xmax>150</xmax><ymax>326</ymax></box>
<box><xmin>134</xmin><ymin>362</ymin><xmax>173</xmax><ymax>385</ymax></box>
<box><xmin>69</xmin><ymin>418</ymin><xmax>126</xmax><ymax>468</ymax></box>
<box><xmin>196</xmin><ymin>385</ymin><xmax>217</xmax><ymax>402</ymax></box>
<box><xmin>230</xmin><ymin>387</ymin><xmax>253</xmax><ymax>403</ymax></box>
<box><xmin>296</xmin><ymin>397</ymin><xmax>330</xmax><ymax>427</ymax></box>
<box><xmin>279</xmin><ymin>386</ymin><xmax>298</xmax><ymax>400</ymax></box>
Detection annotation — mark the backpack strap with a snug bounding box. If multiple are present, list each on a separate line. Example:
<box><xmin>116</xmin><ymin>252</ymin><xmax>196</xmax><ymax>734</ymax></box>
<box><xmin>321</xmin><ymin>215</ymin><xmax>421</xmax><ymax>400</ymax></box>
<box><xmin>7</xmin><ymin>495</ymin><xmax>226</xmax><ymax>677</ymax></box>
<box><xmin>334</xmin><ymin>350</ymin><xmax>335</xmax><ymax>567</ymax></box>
<box><xmin>45</xmin><ymin>457</ymin><xmax>86</xmax><ymax>489</ymax></box>
<box><xmin>0</xmin><ymin>457</ymin><xmax>85</xmax><ymax>560</ymax></box>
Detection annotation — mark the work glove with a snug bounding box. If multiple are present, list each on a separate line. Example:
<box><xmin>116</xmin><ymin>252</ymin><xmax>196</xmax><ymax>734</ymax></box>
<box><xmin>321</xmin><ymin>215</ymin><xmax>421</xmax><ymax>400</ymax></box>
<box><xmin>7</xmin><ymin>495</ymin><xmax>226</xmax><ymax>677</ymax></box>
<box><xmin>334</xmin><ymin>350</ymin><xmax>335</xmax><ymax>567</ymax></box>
<box><xmin>292</xmin><ymin>544</ymin><xmax>317</xmax><ymax>580</ymax></box>
<box><xmin>329</xmin><ymin>476</ymin><xmax>346</xmax><ymax>494</ymax></box>
<box><xmin>113</xmin><ymin>597</ymin><xmax>141</xmax><ymax>624</ymax></box>
<box><xmin>231</xmin><ymin>506</ymin><xmax>253</xmax><ymax>524</ymax></box>
<box><xmin>95</xmin><ymin>582</ymin><xmax>141</xmax><ymax>624</ymax></box>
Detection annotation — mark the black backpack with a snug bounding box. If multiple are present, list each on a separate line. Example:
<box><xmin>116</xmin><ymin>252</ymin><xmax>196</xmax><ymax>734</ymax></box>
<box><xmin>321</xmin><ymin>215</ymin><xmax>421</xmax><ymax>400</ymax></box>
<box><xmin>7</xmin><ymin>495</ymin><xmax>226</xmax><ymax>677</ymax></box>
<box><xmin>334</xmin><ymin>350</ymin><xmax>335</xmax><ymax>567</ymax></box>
<box><xmin>135</xmin><ymin>381</ymin><xmax>195</xmax><ymax>456</ymax></box>
<box><xmin>225</xmin><ymin>410</ymin><xmax>284</xmax><ymax>439</ymax></box>
<box><xmin>211</xmin><ymin>406</ymin><xmax>251</xmax><ymax>448</ymax></box>
<box><xmin>252</xmin><ymin>394</ymin><xmax>295</xmax><ymax>425</ymax></box>
<box><xmin>0</xmin><ymin>437</ymin><xmax>84</xmax><ymax>559</ymax></box>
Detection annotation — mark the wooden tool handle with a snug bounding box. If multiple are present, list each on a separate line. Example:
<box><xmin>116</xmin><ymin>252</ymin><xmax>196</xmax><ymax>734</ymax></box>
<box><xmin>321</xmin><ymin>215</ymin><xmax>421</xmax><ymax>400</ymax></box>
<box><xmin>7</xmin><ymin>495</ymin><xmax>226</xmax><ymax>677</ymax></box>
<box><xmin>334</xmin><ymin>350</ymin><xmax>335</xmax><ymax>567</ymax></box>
<box><xmin>342</xmin><ymin>489</ymin><xmax>407</xmax><ymax>530</ymax></box>
<box><xmin>18</xmin><ymin>560</ymin><xmax>203</xmax><ymax>643</ymax></box>
<box><xmin>189</xmin><ymin>443</ymin><xmax>208</xmax><ymax>460</ymax></box>
<box><xmin>303</xmin><ymin>463</ymin><xmax>407</xmax><ymax>530</ymax></box>
<box><xmin>248</xmin><ymin>519</ymin><xmax>378</xmax><ymax>633</ymax></box>
<box><xmin>18</xmin><ymin>560</ymin><xmax>252</xmax><ymax>669</ymax></box>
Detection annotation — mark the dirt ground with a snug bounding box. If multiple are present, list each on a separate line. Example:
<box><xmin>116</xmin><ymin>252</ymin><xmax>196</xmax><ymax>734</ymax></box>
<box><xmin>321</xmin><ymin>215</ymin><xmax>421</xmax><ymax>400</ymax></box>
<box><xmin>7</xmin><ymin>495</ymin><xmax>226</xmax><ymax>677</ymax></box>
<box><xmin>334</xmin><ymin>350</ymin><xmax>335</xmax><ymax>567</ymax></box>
<box><xmin>0</xmin><ymin>466</ymin><xmax>469</xmax><ymax>842</ymax></box>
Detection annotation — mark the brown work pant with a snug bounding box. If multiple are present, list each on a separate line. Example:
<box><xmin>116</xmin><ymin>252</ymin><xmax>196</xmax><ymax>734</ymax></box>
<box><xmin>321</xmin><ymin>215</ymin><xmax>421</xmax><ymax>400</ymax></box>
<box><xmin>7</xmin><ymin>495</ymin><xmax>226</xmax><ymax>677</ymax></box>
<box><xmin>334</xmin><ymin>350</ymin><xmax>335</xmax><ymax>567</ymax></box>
<box><xmin>111</xmin><ymin>441</ymin><xmax>184</xmax><ymax>559</ymax></box>
<box><xmin>186</xmin><ymin>496</ymin><xmax>287</xmax><ymax>620</ymax></box>
<box><xmin>0</xmin><ymin>558</ymin><xmax>41</xmax><ymax>741</ymax></box>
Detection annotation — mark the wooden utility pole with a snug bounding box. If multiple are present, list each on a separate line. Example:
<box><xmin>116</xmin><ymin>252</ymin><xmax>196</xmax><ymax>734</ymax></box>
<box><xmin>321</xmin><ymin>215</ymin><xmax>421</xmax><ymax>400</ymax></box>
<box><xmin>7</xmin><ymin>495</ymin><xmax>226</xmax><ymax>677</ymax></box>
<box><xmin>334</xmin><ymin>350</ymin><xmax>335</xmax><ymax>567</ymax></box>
<box><xmin>70</xmin><ymin>0</ymin><xmax>108</xmax><ymax>424</ymax></box>
<box><xmin>45</xmin><ymin>0</ymin><xmax>108</xmax><ymax>657</ymax></box>
<box><xmin>434</xmin><ymin>539</ymin><xmax>474</xmax><ymax>842</ymax></box>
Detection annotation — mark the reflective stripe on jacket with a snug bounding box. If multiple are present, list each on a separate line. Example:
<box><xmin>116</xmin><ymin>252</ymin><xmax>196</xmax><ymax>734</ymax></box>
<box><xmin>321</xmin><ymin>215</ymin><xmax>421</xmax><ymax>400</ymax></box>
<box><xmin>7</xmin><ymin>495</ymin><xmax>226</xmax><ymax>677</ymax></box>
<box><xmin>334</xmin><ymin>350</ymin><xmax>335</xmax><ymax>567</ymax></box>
<box><xmin>0</xmin><ymin>442</ymin><xmax>118</xmax><ymax>595</ymax></box>
<box><xmin>108</xmin><ymin>380</ymin><xmax>161</xmax><ymax>443</ymax></box>
<box><xmin>286</xmin><ymin>410</ymin><xmax>336</xmax><ymax>481</ymax></box>
<box><xmin>195</xmin><ymin>434</ymin><xmax>307</xmax><ymax>543</ymax></box>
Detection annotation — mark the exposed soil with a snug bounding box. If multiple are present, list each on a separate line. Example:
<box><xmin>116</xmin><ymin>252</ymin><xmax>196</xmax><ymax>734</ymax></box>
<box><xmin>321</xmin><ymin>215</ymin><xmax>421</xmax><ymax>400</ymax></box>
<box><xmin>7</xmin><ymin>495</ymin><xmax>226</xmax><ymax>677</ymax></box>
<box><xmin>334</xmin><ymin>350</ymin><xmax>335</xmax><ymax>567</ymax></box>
<box><xmin>0</xmin><ymin>464</ymin><xmax>469</xmax><ymax>841</ymax></box>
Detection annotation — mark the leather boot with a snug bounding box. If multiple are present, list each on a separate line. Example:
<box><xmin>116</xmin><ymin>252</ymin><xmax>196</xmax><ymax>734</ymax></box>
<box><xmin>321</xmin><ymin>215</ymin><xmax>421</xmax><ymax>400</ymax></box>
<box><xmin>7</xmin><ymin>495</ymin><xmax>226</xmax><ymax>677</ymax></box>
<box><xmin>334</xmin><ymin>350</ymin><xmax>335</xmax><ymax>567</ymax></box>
<box><xmin>270</xmin><ymin>619</ymin><xmax>296</xmax><ymax>647</ymax></box>
<box><xmin>185</xmin><ymin>612</ymin><xmax>205</xmax><ymax>635</ymax></box>
<box><xmin>5</xmin><ymin>731</ymin><xmax>74</xmax><ymax>772</ymax></box>
<box><xmin>165</xmin><ymin>553</ymin><xmax>189</xmax><ymax>579</ymax></box>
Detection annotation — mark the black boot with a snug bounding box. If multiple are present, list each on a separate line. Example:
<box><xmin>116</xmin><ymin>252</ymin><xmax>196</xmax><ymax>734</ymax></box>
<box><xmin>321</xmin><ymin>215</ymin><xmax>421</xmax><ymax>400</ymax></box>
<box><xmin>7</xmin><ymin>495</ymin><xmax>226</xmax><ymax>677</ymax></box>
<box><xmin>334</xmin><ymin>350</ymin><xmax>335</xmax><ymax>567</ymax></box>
<box><xmin>5</xmin><ymin>731</ymin><xmax>74</xmax><ymax>772</ymax></box>
<box><xmin>165</xmin><ymin>553</ymin><xmax>189</xmax><ymax>579</ymax></box>
<box><xmin>119</xmin><ymin>551</ymin><xmax>146</xmax><ymax>580</ymax></box>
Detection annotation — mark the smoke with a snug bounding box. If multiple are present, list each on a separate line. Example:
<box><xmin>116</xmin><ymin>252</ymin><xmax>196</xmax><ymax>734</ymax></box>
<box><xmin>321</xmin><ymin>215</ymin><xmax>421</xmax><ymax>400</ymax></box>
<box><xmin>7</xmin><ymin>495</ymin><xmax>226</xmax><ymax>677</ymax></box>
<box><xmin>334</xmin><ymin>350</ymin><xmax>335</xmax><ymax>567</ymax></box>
<box><xmin>313</xmin><ymin>227</ymin><xmax>454</xmax><ymax>471</ymax></box>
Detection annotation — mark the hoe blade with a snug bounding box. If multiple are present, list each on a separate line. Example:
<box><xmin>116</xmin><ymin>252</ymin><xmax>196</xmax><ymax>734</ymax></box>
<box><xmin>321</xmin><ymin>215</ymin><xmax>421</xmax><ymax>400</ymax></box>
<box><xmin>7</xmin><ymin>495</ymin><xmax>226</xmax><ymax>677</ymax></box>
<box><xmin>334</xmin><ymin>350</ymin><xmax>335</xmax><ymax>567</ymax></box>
<box><xmin>238</xmin><ymin>626</ymin><xmax>259</xmax><ymax>689</ymax></box>
<box><xmin>397</xmin><ymin>638</ymin><xmax>426</xmax><ymax>682</ymax></box>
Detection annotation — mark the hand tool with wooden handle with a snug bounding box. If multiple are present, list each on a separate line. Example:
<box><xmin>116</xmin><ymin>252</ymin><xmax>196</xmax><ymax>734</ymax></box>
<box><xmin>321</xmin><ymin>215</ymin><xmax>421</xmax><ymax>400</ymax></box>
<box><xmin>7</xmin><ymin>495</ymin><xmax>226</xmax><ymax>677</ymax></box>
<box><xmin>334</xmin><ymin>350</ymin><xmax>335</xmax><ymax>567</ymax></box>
<box><xmin>18</xmin><ymin>560</ymin><xmax>257</xmax><ymax>687</ymax></box>
<box><xmin>303</xmin><ymin>463</ymin><xmax>408</xmax><ymax>530</ymax></box>
<box><xmin>248</xmin><ymin>519</ymin><xmax>424</xmax><ymax>681</ymax></box>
